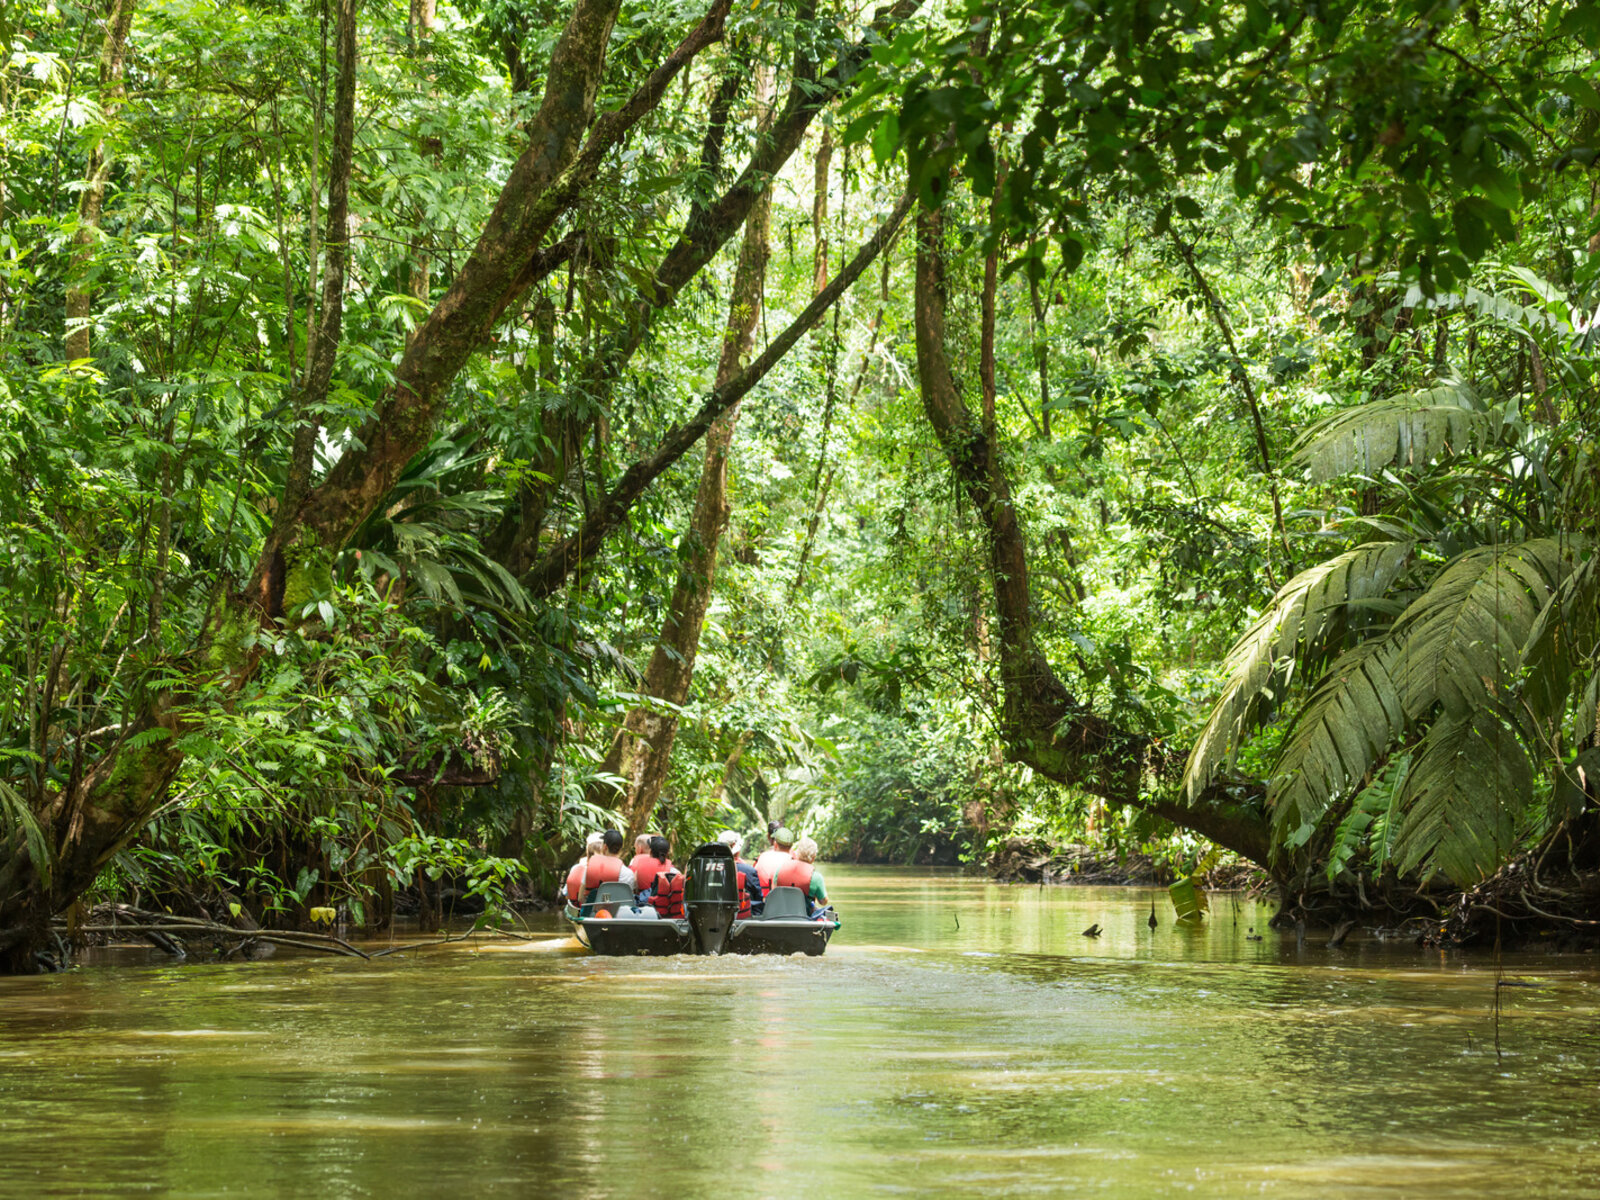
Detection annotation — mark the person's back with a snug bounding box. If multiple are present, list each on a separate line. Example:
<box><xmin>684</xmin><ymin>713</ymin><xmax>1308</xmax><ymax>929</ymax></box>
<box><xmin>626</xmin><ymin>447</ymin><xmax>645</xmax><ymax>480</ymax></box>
<box><xmin>735</xmin><ymin>860</ymin><xmax>763</xmax><ymax>916</ymax></box>
<box><xmin>630</xmin><ymin>853</ymin><xmax>666</xmax><ymax>894</ymax></box>
<box><xmin>643</xmin><ymin>837</ymin><xmax>684</xmax><ymax>918</ymax></box>
<box><xmin>717</xmin><ymin>829</ymin><xmax>763</xmax><ymax>917</ymax></box>
<box><xmin>564</xmin><ymin>833</ymin><xmax>604</xmax><ymax>905</ymax></box>
<box><xmin>774</xmin><ymin>837</ymin><xmax>828</xmax><ymax>916</ymax></box>
<box><xmin>755</xmin><ymin>827</ymin><xmax>795</xmax><ymax>890</ymax></box>
<box><xmin>581</xmin><ymin>829</ymin><xmax>637</xmax><ymax>902</ymax></box>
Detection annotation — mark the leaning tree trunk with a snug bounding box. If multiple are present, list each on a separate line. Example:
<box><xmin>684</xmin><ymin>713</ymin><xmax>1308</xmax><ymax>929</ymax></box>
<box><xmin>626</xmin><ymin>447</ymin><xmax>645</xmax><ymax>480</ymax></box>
<box><xmin>601</xmin><ymin>122</ymin><xmax>775</xmax><ymax>840</ymax></box>
<box><xmin>63</xmin><ymin>0</ymin><xmax>137</xmax><ymax>361</ymax></box>
<box><xmin>912</xmin><ymin>207</ymin><xmax>1272</xmax><ymax>866</ymax></box>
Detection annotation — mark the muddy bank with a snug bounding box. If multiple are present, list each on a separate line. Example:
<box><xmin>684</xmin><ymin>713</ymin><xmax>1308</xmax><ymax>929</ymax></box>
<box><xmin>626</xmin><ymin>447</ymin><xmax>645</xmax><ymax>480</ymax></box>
<box><xmin>987</xmin><ymin>839</ymin><xmax>1265</xmax><ymax>891</ymax></box>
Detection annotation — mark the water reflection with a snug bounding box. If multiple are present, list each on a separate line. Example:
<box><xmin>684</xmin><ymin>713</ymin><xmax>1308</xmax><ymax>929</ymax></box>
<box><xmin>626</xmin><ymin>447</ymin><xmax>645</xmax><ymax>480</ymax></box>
<box><xmin>0</xmin><ymin>866</ymin><xmax>1595</xmax><ymax>1198</ymax></box>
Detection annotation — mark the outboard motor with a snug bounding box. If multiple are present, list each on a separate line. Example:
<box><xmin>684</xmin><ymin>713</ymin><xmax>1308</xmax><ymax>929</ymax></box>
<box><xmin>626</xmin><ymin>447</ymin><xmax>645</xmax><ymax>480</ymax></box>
<box><xmin>685</xmin><ymin>842</ymin><xmax>739</xmax><ymax>955</ymax></box>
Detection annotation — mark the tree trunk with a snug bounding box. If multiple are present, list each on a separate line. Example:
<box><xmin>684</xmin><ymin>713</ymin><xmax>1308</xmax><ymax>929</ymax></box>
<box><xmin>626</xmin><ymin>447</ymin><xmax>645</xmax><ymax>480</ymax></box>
<box><xmin>600</xmin><ymin>108</ymin><xmax>775</xmax><ymax>839</ymax></box>
<box><xmin>913</xmin><ymin>207</ymin><xmax>1271</xmax><ymax>866</ymax></box>
<box><xmin>63</xmin><ymin>0</ymin><xmax>136</xmax><ymax>362</ymax></box>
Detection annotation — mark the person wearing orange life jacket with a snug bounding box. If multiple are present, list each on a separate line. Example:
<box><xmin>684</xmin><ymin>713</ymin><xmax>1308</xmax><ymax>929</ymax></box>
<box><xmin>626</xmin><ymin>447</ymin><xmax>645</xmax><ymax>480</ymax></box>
<box><xmin>772</xmin><ymin>836</ymin><xmax>829</xmax><ymax>916</ymax></box>
<box><xmin>755</xmin><ymin>826</ymin><xmax>794</xmax><ymax>892</ymax></box>
<box><xmin>717</xmin><ymin>829</ymin><xmax>764</xmax><ymax>917</ymax></box>
<box><xmin>563</xmin><ymin>832</ymin><xmax>605</xmax><ymax>906</ymax></box>
<box><xmin>629</xmin><ymin>832</ymin><xmax>669</xmax><ymax>895</ymax></box>
<box><xmin>641</xmin><ymin>836</ymin><xmax>685</xmax><ymax>918</ymax></box>
<box><xmin>580</xmin><ymin>828</ymin><xmax>636</xmax><ymax>904</ymax></box>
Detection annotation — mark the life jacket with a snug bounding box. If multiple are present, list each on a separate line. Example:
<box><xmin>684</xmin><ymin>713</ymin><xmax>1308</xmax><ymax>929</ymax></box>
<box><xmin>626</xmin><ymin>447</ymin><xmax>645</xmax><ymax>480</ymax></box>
<box><xmin>629</xmin><ymin>853</ymin><xmax>666</xmax><ymax>894</ymax></box>
<box><xmin>735</xmin><ymin>861</ymin><xmax>763</xmax><ymax>917</ymax></box>
<box><xmin>581</xmin><ymin>854</ymin><xmax>624</xmax><ymax>901</ymax></box>
<box><xmin>564</xmin><ymin>861</ymin><xmax>586</xmax><ymax>905</ymax></box>
<box><xmin>755</xmin><ymin>848</ymin><xmax>791</xmax><ymax>890</ymax></box>
<box><xmin>650</xmin><ymin>869</ymin><xmax>685</xmax><ymax>918</ymax></box>
<box><xmin>773</xmin><ymin>858</ymin><xmax>814</xmax><ymax>894</ymax></box>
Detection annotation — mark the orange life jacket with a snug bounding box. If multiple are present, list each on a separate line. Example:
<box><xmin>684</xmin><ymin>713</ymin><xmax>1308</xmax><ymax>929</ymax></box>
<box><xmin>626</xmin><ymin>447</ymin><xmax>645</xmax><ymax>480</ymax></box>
<box><xmin>650</xmin><ymin>869</ymin><xmax>685</xmax><ymax>918</ymax></box>
<box><xmin>773</xmin><ymin>858</ymin><xmax>814</xmax><ymax>893</ymax></box>
<box><xmin>755</xmin><ymin>848</ymin><xmax>790</xmax><ymax>890</ymax></box>
<box><xmin>629</xmin><ymin>853</ymin><xmax>666</xmax><ymax>894</ymax></box>
<box><xmin>581</xmin><ymin>854</ymin><xmax>624</xmax><ymax>901</ymax></box>
<box><xmin>564</xmin><ymin>861</ymin><xmax>586</xmax><ymax>905</ymax></box>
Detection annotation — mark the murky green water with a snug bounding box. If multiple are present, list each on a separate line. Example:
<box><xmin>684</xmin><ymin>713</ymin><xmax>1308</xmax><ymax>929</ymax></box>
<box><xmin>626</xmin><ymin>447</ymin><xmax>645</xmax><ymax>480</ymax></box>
<box><xmin>1</xmin><ymin>867</ymin><xmax>1596</xmax><ymax>1198</ymax></box>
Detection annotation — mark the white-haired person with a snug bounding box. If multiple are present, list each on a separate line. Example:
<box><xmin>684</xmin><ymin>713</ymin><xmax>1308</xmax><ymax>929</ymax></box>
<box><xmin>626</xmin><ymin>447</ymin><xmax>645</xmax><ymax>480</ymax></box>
<box><xmin>771</xmin><ymin>836</ymin><xmax>829</xmax><ymax>916</ymax></box>
<box><xmin>717</xmin><ymin>829</ymin><xmax>765</xmax><ymax>917</ymax></box>
<box><xmin>562</xmin><ymin>832</ymin><xmax>605</xmax><ymax>906</ymax></box>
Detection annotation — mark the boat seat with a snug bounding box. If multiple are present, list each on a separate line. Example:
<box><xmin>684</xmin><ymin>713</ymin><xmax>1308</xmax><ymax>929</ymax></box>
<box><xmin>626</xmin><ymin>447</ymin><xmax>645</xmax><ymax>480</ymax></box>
<box><xmin>759</xmin><ymin>886</ymin><xmax>809</xmax><ymax>919</ymax></box>
<box><xmin>581</xmin><ymin>881</ymin><xmax>638</xmax><ymax>916</ymax></box>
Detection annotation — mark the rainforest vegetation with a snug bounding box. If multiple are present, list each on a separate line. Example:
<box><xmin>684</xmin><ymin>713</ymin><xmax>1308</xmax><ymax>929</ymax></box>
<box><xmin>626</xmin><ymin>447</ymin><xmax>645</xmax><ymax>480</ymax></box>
<box><xmin>4</xmin><ymin>0</ymin><xmax>1600</xmax><ymax>971</ymax></box>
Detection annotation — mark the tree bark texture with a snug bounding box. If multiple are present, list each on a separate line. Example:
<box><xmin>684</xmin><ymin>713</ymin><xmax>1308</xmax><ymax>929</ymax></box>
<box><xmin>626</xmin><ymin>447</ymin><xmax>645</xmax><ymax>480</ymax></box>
<box><xmin>63</xmin><ymin>0</ymin><xmax>136</xmax><ymax>362</ymax></box>
<box><xmin>912</xmin><ymin>208</ymin><xmax>1271</xmax><ymax>866</ymax></box>
<box><xmin>601</xmin><ymin>127</ymin><xmax>775</xmax><ymax>840</ymax></box>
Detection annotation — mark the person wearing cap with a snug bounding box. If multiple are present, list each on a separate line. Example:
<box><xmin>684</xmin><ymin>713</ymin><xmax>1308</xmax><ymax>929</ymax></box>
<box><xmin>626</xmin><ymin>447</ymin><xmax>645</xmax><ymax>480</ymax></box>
<box><xmin>563</xmin><ymin>832</ymin><xmax>605</xmax><ymax>905</ymax></box>
<box><xmin>772</xmin><ymin>836</ymin><xmax>829</xmax><ymax>916</ymax></box>
<box><xmin>718</xmin><ymin>829</ymin><xmax>764</xmax><ymax>917</ymax></box>
<box><xmin>755</xmin><ymin>826</ymin><xmax>793</xmax><ymax>891</ymax></box>
<box><xmin>629</xmin><ymin>833</ymin><xmax>668</xmax><ymax>894</ymax></box>
<box><xmin>580</xmin><ymin>828</ymin><xmax>636</xmax><ymax>903</ymax></box>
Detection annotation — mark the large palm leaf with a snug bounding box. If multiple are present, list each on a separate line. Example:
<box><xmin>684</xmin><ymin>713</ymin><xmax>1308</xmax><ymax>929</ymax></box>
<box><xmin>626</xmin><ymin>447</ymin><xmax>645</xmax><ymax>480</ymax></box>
<box><xmin>1183</xmin><ymin>540</ymin><xmax>1413</xmax><ymax>801</ymax></box>
<box><xmin>1268</xmin><ymin>537</ymin><xmax>1574</xmax><ymax>883</ymax></box>
<box><xmin>1289</xmin><ymin>380</ymin><xmax>1502</xmax><ymax>482</ymax></box>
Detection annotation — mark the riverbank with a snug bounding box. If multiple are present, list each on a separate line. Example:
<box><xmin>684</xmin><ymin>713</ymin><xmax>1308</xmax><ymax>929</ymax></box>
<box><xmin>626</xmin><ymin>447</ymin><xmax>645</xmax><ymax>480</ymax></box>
<box><xmin>987</xmin><ymin>838</ymin><xmax>1265</xmax><ymax>891</ymax></box>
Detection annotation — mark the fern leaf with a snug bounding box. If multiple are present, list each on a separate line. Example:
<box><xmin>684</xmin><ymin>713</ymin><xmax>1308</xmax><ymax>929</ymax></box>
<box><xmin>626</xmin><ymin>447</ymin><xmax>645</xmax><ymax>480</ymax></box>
<box><xmin>1290</xmin><ymin>381</ymin><xmax>1493</xmax><ymax>482</ymax></box>
<box><xmin>1270</xmin><ymin>639</ymin><xmax>1408</xmax><ymax>847</ymax></box>
<box><xmin>1183</xmin><ymin>541</ymin><xmax>1412</xmax><ymax>800</ymax></box>
<box><xmin>1391</xmin><ymin>707</ymin><xmax>1533</xmax><ymax>887</ymax></box>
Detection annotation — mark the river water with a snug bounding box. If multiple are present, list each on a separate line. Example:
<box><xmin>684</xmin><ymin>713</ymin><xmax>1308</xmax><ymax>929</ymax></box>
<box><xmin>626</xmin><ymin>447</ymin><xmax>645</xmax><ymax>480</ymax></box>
<box><xmin>0</xmin><ymin>867</ymin><xmax>1596</xmax><ymax>1198</ymax></box>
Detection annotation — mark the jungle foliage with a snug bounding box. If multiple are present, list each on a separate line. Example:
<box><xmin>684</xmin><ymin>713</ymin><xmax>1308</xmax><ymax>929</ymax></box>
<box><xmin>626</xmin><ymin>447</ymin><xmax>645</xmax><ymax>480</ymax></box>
<box><xmin>3</xmin><ymin>0</ymin><xmax>1600</xmax><ymax>969</ymax></box>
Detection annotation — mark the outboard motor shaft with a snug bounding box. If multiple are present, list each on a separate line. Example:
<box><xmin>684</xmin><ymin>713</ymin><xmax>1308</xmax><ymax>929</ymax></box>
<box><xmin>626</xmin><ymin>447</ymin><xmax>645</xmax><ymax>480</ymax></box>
<box><xmin>685</xmin><ymin>843</ymin><xmax>739</xmax><ymax>955</ymax></box>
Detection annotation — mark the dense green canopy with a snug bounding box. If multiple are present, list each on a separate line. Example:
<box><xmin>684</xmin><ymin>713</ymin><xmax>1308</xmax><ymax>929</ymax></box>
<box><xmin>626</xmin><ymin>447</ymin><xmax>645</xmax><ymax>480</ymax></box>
<box><xmin>3</xmin><ymin>0</ymin><xmax>1598</xmax><ymax>968</ymax></box>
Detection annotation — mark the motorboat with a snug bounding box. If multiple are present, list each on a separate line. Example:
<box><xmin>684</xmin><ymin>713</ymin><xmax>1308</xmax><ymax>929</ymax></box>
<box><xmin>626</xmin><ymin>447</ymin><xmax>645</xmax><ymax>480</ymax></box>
<box><xmin>563</xmin><ymin>842</ymin><xmax>838</xmax><ymax>956</ymax></box>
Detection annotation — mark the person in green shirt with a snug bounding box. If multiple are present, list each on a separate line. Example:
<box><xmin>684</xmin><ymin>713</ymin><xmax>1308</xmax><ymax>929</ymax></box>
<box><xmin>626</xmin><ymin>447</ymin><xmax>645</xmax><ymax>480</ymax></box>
<box><xmin>791</xmin><ymin>837</ymin><xmax>829</xmax><ymax>913</ymax></box>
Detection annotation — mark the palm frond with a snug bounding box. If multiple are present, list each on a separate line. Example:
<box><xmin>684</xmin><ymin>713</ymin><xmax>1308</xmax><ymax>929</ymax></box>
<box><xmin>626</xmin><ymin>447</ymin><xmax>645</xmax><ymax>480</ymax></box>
<box><xmin>1518</xmin><ymin>542</ymin><xmax>1597</xmax><ymax>725</ymax></box>
<box><xmin>1183</xmin><ymin>541</ymin><xmax>1412</xmax><ymax>801</ymax></box>
<box><xmin>1391</xmin><ymin>707</ymin><xmax>1532</xmax><ymax>886</ymax></box>
<box><xmin>1391</xmin><ymin>538</ymin><xmax>1573</xmax><ymax>719</ymax></box>
<box><xmin>1269</xmin><ymin>639</ymin><xmax>1408</xmax><ymax>847</ymax></box>
<box><xmin>1290</xmin><ymin>381</ymin><xmax>1496</xmax><ymax>482</ymax></box>
<box><xmin>0</xmin><ymin>779</ymin><xmax>50</xmax><ymax>889</ymax></box>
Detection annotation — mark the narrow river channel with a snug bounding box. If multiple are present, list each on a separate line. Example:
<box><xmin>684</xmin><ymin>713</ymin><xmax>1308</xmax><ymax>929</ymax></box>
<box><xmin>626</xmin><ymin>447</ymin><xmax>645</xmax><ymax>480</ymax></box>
<box><xmin>2</xmin><ymin>866</ymin><xmax>1596</xmax><ymax>1198</ymax></box>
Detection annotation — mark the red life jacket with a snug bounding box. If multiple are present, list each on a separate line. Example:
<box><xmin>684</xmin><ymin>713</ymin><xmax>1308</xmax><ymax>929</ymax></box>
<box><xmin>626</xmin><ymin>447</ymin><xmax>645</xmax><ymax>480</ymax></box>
<box><xmin>773</xmin><ymin>858</ymin><xmax>814</xmax><ymax>893</ymax></box>
<box><xmin>581</xmin><ymin>855</ymin><xmax>623</xmax><ymax>900</ymax></box>
<box><xmin>564</xmin><ymin>861</ymin><xmax>586</xmax><ymax>905</ymax></box>
<box><xmin>629</xmin><ymin>854</ymin><xmax>665</xmax><ymax>894</ymax></box>
<box><xmin>755</xmin><ymin>848</ymin><xmax>790</xmax><ymax>890</ymax></box>
<box><xmin>736</xmin><ymin>867</ymin><xmax>751</xmax><ymax>919</ymax></box>
<box><xmin>650</xmin><ymin>869</ymin><xmax>685</xmax><ymax>918</ymax></box>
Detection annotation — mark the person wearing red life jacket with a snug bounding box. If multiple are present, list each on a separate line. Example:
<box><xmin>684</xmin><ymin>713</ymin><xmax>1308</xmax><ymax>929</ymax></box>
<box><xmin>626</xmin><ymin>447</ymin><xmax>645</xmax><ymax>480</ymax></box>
<box><xmin>717</xmin><ymin>829</ymin><xmax>764</xmax><ymax>917</ymax></box>
<box><xmin>563</xmin><ymin>832</ymin><xmax>605</xmax><ymax>905</ymax></box>
<box><xmin>643</xmin><ymin>836</ymin><xmax>685</xmax><ymax>918</ymax></box>
<box><xmin>772</xmin><ymin>836</ymin><xmax>829</xmax><ymax>916</ymax></box>
<box><xmin>755</xmin><ymin>826</ymin><xmax>794</xmax><ymax>891</ymax></box>
<box><xmin>629</xmin><ymin>832</ymin><xmax>669</xmax><ymax>895</ymax></box>
<box><xmin>580</xmin><ymin>828</ymin><xmax>636</xmax><ymax>904</ymax></box>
